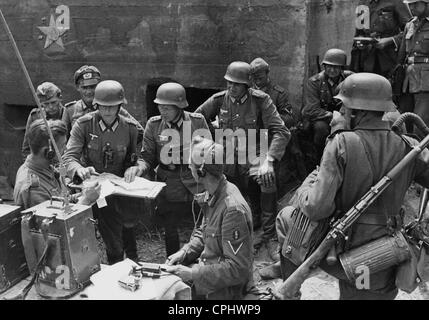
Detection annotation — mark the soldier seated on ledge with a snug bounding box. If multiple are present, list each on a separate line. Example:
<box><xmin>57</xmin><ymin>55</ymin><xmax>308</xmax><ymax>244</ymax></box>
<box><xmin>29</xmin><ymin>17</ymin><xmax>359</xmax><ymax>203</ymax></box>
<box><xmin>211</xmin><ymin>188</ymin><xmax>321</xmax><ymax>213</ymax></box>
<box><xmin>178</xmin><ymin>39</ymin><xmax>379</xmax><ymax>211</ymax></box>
<box><xmin>14</xmin><ymin>119</ymin><xmax>100</xmax><ymax>210</ymax></box>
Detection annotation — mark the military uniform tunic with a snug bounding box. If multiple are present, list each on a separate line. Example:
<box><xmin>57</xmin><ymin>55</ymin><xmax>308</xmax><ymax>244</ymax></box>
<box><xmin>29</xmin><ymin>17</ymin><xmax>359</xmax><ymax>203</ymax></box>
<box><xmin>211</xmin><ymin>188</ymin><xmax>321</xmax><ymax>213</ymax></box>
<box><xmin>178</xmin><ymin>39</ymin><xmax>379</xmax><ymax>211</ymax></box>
<box><xmin>21</xmin><ymin>107</ymin><xmax>64</xmax><ymax>161</ymax></box>
<box><xmin>181</xmin><ymin>177</ymin><xmax>253</xmax><ymax>300</ymax></box>
<box><xmin>63</xmin><ymin>111</ymin><xmax>141</xmax><ymax>178</ymax></box>
<box><xmin>14</xmin><ymin>155</ymin><xmax>62</xmax><ymax>209</ymax></box>
<box><xmin>140</xmin><ymin>111</ymin><xmax>210</xmax><ymax>202</ymax></box>
<box><xmin>351</xmin><ymin>0</ymin><xmax>411</xmax><ymax>76</ymax></box>
<box><xmin>303</xmin><ymin>70</ymin><xmax>354</xmax><ymax>122</ymax></box>
<box><xmin>280</xmin><ymin>116</ymin><xmax>429</xmax><ymax>299</ymax></box>
<box><xmin>62</xmin><ymin>99</ymin><xmax>144</xmax><ymax>141</ymax></box>
<box><xmin>195</xmin><ymin>88</ymin><xmax>290</xmax><ymax>177</ymax></box>
<box><xmin>398</xmin><ymin>16</ymin><xmax>429</xmax><ymax>130</ymax></box>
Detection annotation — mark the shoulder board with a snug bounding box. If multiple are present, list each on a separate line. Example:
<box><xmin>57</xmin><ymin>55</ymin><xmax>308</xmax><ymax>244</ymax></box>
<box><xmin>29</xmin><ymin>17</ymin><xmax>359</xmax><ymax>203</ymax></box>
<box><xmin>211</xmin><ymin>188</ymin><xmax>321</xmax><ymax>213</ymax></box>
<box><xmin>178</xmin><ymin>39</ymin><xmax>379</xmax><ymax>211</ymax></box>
<box><xmin>77</xmin><ymin>113</ymin><xmax>94</xmax><ymax>123</ymax></box>
<box><xmin>148</xmin><ymin>115</ymin><xmax>162</xmax><ymax>123</ymax></box>
<box><xmin>189</xmin><ymin>112</ymin><xmax>205</xmax><ymax>119</ymax></box>
<box><xmin>273</xmin><ymin>84</ymin><xmax>285</xmax><ymax>93</ymax></box>
<box><xmin>29</xmin><ymin>173</ymin><xmax>40</xmax><ymax>188</ymax></box>
<box><xmin>250</xmin><ymin>88</ymin><xmax>268</xmax><ymax>98</ymax></box>
<box><xmin>123</xmin><ymin>117</ymin><xmax>139</xmax><ymax>127</ymax></box>
<box><xmin>309</xmin><ymin>72</ymin><xmax>324</xmax><ymax>82</ymax></box>
<box><xmin>212</xmin><ymin>90</ymin><xmax>227</xmax><ymax>99</ymax></box>
<box><xmin>64</xmin><ymin>100</ymin><xmax>77</xmax><ymax>108</ymax></box>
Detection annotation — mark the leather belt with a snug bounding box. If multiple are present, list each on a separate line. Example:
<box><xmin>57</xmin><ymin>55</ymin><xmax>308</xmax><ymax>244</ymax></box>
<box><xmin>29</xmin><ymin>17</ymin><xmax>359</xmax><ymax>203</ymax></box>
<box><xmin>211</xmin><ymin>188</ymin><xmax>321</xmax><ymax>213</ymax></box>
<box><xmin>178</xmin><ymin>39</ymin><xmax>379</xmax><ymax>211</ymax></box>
<box><xmin>356</xmin><ymin>212</ymin><xmax>402</xmax><ymax>228</ymax></box>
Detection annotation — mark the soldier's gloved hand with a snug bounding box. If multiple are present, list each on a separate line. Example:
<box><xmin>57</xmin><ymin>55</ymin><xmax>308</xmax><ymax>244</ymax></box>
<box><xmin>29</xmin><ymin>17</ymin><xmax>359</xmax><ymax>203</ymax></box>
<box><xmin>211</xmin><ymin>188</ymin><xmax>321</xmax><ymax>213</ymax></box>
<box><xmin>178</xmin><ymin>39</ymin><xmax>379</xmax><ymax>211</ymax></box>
<box><xmin>375</xmin><ymin>37</ymin><xmax>393</xmax><ymax>50</ymax></box>
<box><xmin>165</xmin><ymin>249</ymin><xmax>186</xmax><ymax>265</ymax></box>
<box><xmin>76</xmin><ymin>166</ymin><xmax>99</xmax><ymax>181</ymax></box>
<box><xmin>80</xmin><ymin>181</ymin><xmax>101</xmax><ymax>205</ymax></box>
<box><xmin>124</xmin><ymin>165</ymin><xmax>143</xmax><ymax>183</ymax></box>
<box><xmin>330</xmin><ymin>111</ymin><xmax>348</xmax><ymax>133</ymax></box>
<box><xmin>258</xmin><ymin>157</ymin><xmax>275</xmax><ymax>188</ymax></box>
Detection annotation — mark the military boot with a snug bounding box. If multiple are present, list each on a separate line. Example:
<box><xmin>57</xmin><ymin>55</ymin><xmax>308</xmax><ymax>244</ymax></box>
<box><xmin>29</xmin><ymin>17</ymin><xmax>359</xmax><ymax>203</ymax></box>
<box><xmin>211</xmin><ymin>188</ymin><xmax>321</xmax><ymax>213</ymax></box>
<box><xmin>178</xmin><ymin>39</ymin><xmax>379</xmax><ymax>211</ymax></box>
<box><xmin>258</xmin><ymin>261</ymin><xmax>282</xmax><ymax>280</ymax></box>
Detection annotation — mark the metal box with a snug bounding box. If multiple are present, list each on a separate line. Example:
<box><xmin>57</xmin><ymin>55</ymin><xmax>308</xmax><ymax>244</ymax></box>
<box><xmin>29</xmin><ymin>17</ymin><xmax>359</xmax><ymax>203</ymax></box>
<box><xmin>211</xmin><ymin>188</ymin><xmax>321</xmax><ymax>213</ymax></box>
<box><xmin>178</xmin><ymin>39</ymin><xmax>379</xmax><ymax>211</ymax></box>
<box><xmin>0</xmin><ymin>204</ymin><xmax>29</xmax><ymax>293</ymax></box>
<box><xmin>21</xmin><ymin>200</ymin><xmax>100</xmax><ymax>298</ymax></box>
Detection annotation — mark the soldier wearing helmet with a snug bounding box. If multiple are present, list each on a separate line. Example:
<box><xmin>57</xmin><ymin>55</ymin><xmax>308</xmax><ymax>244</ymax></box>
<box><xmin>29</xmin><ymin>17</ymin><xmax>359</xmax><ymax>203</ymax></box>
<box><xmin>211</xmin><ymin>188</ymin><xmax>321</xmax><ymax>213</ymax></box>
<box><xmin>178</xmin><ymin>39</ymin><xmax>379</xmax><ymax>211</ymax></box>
<box><xmin>273</xmin><ymin>73</ymin><xmax>429</xmax><ymax>299</ymax></box>
<box><xmin>397</xmin><ymin>0</ymin><xmax>429</xmax><ymax>136</ymax></box>
<box><xmin>137</xmin><ymin>82</ymin><xmax>210</xmax><ymax>256</ymax></box>
<box><xmin>165</xmin><ymin>136</ymin><xmax>253</xmax><ymax>300</ymax></box>
<box><xmin>21</xmin><ymin>82</ymin><xmax>64</xmax><ymax>160</ymax></box>
<box><xmin>63</xmin><ymin>80</ymin><xmax>145</xmax><ymax>265</ymax></box>
<box><xmin>196</xmin><ymin>61</ymin><xmax>290</xmax><ymax>261</ymax></box>
<box><xmin>302</xmin><ymin>48</ymin><xmax>353</xmax><ymax>162</ymax></box>
<box><xmin>62</xmin><ymin>65</ymin><xmax>143</xmax><ymax>137</ymax></box>
<box><xmin>350</xmin><ymin>0</ymin><xmax>411</xmax><ymax>78</ymax></box>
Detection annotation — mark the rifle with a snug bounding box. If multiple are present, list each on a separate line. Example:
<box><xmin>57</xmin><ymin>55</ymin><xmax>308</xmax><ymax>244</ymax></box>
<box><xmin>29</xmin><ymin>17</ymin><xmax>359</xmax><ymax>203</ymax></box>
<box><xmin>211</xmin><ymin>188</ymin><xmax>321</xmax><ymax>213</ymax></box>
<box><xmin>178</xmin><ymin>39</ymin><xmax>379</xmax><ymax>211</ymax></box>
<box><xmin>275</xmin><ymin>112</ymin><xmax>429</xmax><ymax>299</ymax></box>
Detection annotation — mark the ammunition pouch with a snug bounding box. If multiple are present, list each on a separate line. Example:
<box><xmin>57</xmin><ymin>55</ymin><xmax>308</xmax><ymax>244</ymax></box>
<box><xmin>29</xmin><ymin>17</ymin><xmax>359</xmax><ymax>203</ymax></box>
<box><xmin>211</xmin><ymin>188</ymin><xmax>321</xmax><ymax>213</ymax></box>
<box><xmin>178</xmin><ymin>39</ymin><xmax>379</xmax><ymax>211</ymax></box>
<box><xmin>277</xmin><ymin>206</ymin><xmax>330</xmax><ymax>266</ymax></box>
<box><xmin>339</xmin><ymin>231</ymin><xmax>411</xmax><ymax>283</ymax></box>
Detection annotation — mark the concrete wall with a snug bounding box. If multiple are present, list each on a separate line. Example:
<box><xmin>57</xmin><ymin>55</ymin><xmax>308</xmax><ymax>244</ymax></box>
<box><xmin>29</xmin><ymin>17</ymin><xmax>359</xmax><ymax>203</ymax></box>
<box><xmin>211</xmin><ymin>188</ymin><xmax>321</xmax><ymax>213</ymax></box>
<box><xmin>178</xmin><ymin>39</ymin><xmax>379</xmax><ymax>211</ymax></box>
<box><xmin>0</xmin><ymin>0</ymin><xmax>359</xmax><ymax>185</ymax></box>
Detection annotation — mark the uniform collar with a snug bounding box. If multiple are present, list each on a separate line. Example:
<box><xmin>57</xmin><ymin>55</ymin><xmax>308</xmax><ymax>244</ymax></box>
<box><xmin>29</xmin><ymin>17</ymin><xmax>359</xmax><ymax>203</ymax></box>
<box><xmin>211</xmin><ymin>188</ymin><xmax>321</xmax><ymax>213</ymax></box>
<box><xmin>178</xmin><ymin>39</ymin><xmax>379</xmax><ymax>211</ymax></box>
<box><xmin>353</xmin><ymin>116</ymin><xmax>391</xmax><ymax>131</ymax></box>
<box><xmin>229</xmin><ymin>93</ymin><xmax>248</xmax><ymax>104</ymax></box>
<box><xmin>206</xmin><ymin>176</ymin><xmax>227</xmax><ymax>208</ymax></box>
<box><xmin>99</xmin><ymin>118</ymin><xmax>119</xmax><ymax>132</ymax></box>
<box><xmin>165</xmin><ymin>111</ymin><xmax>185</xmax><ymax>128</ymax></box>
<box><xmin>81</xmin><ymin>99</ymin><xmax>96</xmax><ymax>111</ymax></box>
<box><xmin>25</xmin><ymin>155</ymin><xmax>57</xmax><ymax>181</ymax></box>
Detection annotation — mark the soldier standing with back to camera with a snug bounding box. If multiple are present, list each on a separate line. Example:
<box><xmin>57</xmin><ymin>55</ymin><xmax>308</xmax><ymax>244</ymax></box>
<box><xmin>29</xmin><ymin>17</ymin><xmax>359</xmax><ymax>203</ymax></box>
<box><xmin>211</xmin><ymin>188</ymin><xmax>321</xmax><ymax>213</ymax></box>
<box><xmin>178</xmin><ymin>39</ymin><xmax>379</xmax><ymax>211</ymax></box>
<box><xmin>398</xmin><ymin>0</ymin><xmax>429</xmax><ymax>134</ymax></box>
<box><xmin>276</xmin><ymin>73</ymin><xmax>429</xmax><ymax>300</ymax></box>
<box><xmin>302</xmin><ymin>49</ymin><xmax>353</xmax><ymax>162</ymax></box>
<box><xmin>22</xmin><ymin>82</ymin><xmax>64</xmax><ymax>161</ymax></box>
<box><xmin>196</xmin><ymin>61</ymin><xmax>290</xmax><ymax>261</ymax></box>
<box><xmin>63</xmin><ymin>80</ymin><xmax>143</xmax><ymax>265</ymax></box>
<box><xmin>351</xmin><ymin>0</ymin><xmax>411</xmax><ymax>77</ymax></box>
<box><xmin>137</xmin><ymin>82</ymin><xmax>210</xmax><ymax>257</ymax></box>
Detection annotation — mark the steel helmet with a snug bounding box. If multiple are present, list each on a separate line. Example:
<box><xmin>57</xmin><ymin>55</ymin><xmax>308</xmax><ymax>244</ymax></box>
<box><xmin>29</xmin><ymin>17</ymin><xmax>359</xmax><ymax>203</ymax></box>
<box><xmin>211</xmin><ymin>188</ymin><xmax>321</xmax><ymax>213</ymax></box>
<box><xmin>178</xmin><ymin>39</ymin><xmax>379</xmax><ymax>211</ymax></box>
<box><xmin>154</xmin><ymin>82</ymin><xmax>188</xmax><ymax>109</ymax></box>
<box><xmin>74</xmin><ymin>65</ymin><xmax>101</xmax><ymax>86</ymax></box>
<box><xmin>93</xmin><ymin>80</ymin><xmax>126</xmax><ymax>106</ymax></box>
<box><xmin>334</xmin><ymin>73</ymin><xmax>396</xmax><ymax>112</ymax></box>
<box><xmin>250</xmin><ymin>57</ymin><xmax>270</xmax><ymax>74</ymax></box>
<box><xmin>36</xmin><ymin>82</ymin><xmax>62</xmax><ymax>103</ymax></box>
<box><xmin>322</xmin><ymin>48</ymin><xmax>347</xmax><ymax>67</ymax></box>
<box><xmin>224</xmin><ymin>61</ymin><xmax>252</xmax><ymax>86</ymax></box>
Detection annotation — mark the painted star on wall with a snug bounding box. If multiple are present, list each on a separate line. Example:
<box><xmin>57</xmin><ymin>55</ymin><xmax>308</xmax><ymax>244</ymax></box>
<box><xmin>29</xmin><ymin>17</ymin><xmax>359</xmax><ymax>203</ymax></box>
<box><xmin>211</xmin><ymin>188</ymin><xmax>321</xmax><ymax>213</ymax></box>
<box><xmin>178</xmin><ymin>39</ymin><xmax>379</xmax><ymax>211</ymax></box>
<box><xmin>38</xmin><ymin>14</ymin><xmax>67</xmax><ymax>49</ymax></box>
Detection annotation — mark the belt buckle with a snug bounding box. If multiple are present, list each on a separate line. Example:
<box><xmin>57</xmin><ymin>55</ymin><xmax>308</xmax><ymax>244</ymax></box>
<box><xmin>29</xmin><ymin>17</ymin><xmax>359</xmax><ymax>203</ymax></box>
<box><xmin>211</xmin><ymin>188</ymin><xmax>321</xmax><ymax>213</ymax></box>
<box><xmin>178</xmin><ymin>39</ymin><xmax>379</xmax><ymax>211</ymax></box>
<box><xmin>425</xmin><ymin>58</ymin><xmax>429</xmax><ymax>63</ymax></box>
<box><xmin>167</xmin><ymin>164</ymin><xmax>176</xmax><ymax>170</ymax></box>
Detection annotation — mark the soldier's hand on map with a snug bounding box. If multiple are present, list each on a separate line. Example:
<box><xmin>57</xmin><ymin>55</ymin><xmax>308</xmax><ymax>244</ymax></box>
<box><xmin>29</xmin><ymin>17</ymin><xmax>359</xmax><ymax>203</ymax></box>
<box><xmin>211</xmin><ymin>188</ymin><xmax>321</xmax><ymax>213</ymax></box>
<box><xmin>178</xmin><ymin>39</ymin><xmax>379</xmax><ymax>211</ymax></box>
<box><xmin>124</xmin><ymin>165</ymin><xmax>143</xmax><ymax>183</ymax></box>
<box><xmin>76</xmin><ymin>166</ymin><xmax>99</xmax><ymax>181</ymax></box>
<box><xmin>330</xmin><ymin>111</ymin><xmax>348</xmax><ymax>133</ymax></box>
<box><xmin>257</xmin><ymin>157</ymin><xmax>275</xmax><ymax>188</ymax></box>
<box><xmin>165</xmin><ymin>249</ymin><xmax>186</xmax><ymax>265</ymax></box>
<box><xmin>80</xmin><ymin>181</ymin><xmax>101</xmax><ymax>205</ymax></box>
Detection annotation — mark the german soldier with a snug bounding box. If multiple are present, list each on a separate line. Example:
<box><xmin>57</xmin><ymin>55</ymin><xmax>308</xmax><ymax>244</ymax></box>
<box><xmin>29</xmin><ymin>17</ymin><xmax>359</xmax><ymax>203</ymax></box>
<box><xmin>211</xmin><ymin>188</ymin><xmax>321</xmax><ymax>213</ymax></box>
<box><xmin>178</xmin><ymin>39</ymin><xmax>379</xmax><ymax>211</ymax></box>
<box><xmin>21</xmin><ymin>82</ymin><xmax>64</xmax><ymax>161</ymax></box>
<box><xmin>302</xmin><ymin>49</ymin><xmax>353</xmax><ymax>162</ymax></box>
<box><xmin>137</xmin><ymin>82</ymin><xmax>210</xmax><ymax>257</ymax></box>
<box><xmin>398</xmin><ymin>0</ymin><xmax>429</xmax><ymax>136</ymax></box>
<box><xmin>62</xmin><ymin>65</ymin><xmax>143</xmax><ymax>138</ymax></box>
<box><xmin>351</xmin><ymin>0</ymin><xmax>411</xmax><ymax>77</ymax></box>
<box><xmin>63</xmin><ymin>80</ymin><xmax>143</xmax><ymax>264</ymax></box>
<box><xmin>165</xmin><ymin>137</ymin><xmax>253</xmax><ymax>300</ymax></box>
<box><xmin>276</xmin><ymin>73</ymin><xmax>429</xmax><ymax>299</ymax></box>
<box><xmin>15</xmin><ymin>119</ymin><xmax>100</xmax><ymax>209</ymax></box>
<box><xmin>195</xmin><ymin>61</ymin><xmax>290</xmax><ymax>261</ymax></box>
